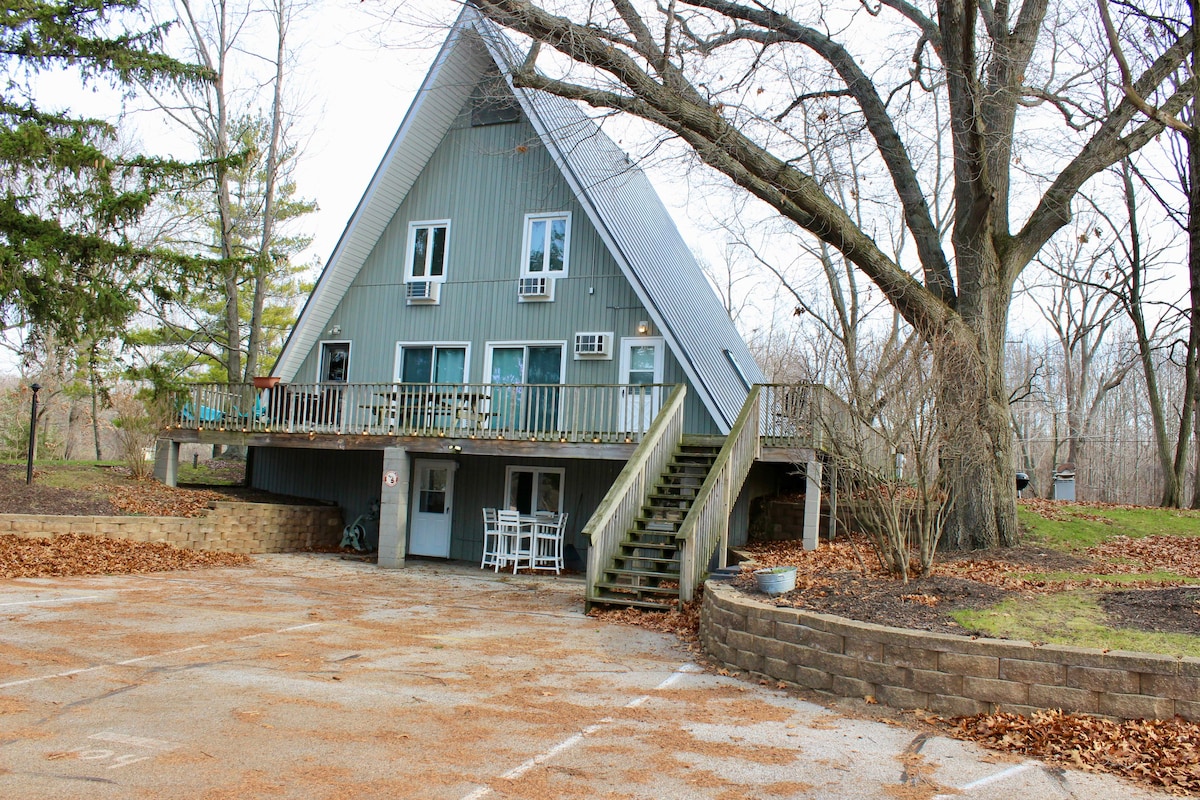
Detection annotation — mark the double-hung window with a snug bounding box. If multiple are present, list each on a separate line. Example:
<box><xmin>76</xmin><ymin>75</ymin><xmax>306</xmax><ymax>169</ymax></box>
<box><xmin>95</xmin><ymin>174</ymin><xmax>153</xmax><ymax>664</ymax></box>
<box><xmin>522</xmin><ymin>213</ymin><xmax>570</xmax><ymax>277</ymax></box>
<box><xmin>406</xmin><ymin>220</ymin><xmax>450</xmax><ymax>282</ymax></box>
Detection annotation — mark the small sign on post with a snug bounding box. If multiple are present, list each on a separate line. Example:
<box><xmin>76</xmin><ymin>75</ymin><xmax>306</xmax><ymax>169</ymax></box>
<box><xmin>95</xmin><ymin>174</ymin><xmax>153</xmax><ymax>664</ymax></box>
<box><xmin>383</xmin><ymin>470</ymin><xmax>398</xmax><ymax>488</ymax></box>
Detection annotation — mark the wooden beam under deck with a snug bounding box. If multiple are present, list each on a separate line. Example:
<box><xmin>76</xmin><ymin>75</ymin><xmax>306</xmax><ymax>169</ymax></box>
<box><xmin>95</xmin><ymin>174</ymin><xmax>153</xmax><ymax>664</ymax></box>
<box><xmin>758</xmin><ymin>446</ymin><xmax>818</xmax><ymax>464</ymax></box>
<box><xmin>160</xmin><ymin>428</ymin><xmax>638</xmax><ymax>460</ymax></box>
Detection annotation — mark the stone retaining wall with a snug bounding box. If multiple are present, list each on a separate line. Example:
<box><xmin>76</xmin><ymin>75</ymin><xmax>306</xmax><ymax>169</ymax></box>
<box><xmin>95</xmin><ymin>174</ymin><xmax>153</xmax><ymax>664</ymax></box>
<box><xmin>701</xmin><ymin>580</ymin><xmax>1200</xmax><ymax>721</ymax></box>
<box><xmin>0</xmin><ymin>502</ymin><xmax>344</xmax><ymax>554</ymax></box>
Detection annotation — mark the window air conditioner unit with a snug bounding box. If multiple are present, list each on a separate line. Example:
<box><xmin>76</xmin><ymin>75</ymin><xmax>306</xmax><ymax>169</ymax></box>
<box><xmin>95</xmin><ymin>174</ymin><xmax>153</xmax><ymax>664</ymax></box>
<box><xmin>518</xmin><ymin>276</ymin><xmax>554</xmax><ymax>301</ymax></box>
<box><xmin>406</xmin><ymin>280</ymin><xmax>440</xmax><ymax>304</ymax></box>
<box><xmin>574</xmin><ymin>332</ymin><xmax>613</xmax><ymax>359</ymax></box>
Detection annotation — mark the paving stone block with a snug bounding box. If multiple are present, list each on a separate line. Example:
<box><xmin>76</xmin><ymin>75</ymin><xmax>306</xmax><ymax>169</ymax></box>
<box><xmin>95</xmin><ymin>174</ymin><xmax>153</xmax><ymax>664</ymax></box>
<box><xmin>747</xmin><ymin>615</ymin><xmax>775</xmax><ymax>638</ymax></box>
<box><xmin>1066</xmin><ymin>666</ymin><xmax>1140</xmax><ymax>694</ymax></box>
<box><xmin>875</xmin><ymin>685</ymin><xmax>928</xmax><ymax>710</ymax></box>
<box><xmin>962</xmin><ymin>677</ymin><xmax>1028</xmax><ymax>705</ymax></box>
<box><xmin>1027</xmin><ymin>684</ymin><xmax>1098</xmax><ymax>714</ymax></box>
<box><xmin>776</xmin><ymin>621</ymin><xmax>844</xmax><ymax>653</ymax></box>
<box><xmin>831</xmin><ymin>675</ymin><xmax>874</xmax><ymax>699</ymax></box>
<box><xmin>927</xmin><ymin>694</ymin><xmax>989</xmax><ymax>718</ymax></box>
<box><xmin>884</xmin><ymin>643</ymin><xmax>938</xmax><ymax>671</ymax></box>
<box><xmin>910</xmin><ymin>668</ymin><xmax>963</xmax><ymax>696</ymax></box>
<box><xmin>999</xmin><ymin>658</ymin><xmax>1065</xmax><ymax>686</ymax></box>
<box><xmin>939</xmin><ymin>652</ymin><xmax>999</xmax><ymax>679</ymax></box>
<box><xmin>792</xmin><ymin>664</ymin><xmax>834</xmax><ymax>691</ymax></box>
<box><xmin>763</xmin><ymin>657</ymin><xmax>794</xmax><ymax>683</ymax></box>
<box><xmin>843</xmin><ymin>637</ymin><xmax>883</xmax><ymax>663</ymax></box>
<box><xmin>1098</xmin><ymin>692</ymin><xmax>1174</xmax><ymax>721</ymax></box>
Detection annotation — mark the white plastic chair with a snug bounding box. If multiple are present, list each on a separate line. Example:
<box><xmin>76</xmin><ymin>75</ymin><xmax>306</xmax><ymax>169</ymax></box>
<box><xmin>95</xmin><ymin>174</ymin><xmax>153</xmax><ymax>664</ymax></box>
<box><xmin>494</xmin><ymin>509</ymin><xmax>526</xmax><ymax>573</ymax></box>
<box><xmin>531</xmin><ymin>512</ymin><xmax>567</xmax><ymax>574</ymax></box>
<box><xmin>480</xmin><ymin>508</ymin><xmax>501</xmax><ymax>570</ymax></box>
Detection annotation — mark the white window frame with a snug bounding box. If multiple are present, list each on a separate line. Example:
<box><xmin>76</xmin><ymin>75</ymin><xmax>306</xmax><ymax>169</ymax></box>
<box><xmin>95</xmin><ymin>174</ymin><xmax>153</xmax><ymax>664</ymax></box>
<box><xmin>504</xmin><ymin>465</ymin><xmax>565</xmax><ymax>515</ymax></box>
<box><xmin>520</xmin><ymin>212</ymin><xmax>571</xmax><ymax>277</ymax></box>
<box><xmin>316</xmin><ymin>339</ymin><xmax>352</xmax><ymax>383</ymax></box>
<box><xmin>393</xmin><ymin>341</ymin><xmax>472</xmax><ymax>384</ymax></box>
<box><xmin>483</xmin><ymin>340</ymin><xmax>567</xmax><ymax>385</ymax></box>
<box><xmin>405</xmin><ymin>219</ymin><xmax>451</xmax><ymax>283</ymax></box>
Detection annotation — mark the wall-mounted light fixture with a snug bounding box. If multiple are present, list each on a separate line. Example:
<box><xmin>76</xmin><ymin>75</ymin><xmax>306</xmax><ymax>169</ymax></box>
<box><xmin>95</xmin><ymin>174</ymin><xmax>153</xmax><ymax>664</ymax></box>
<box><xmin>448</xmin><ymin>444</ymin><xmax>462</xmax><ymax>453</ymax></box>
<box><xmin>329</xmin><ymin>324</ymin><xmax>342</xmax><ymax>335</ymax></box>
<box><xmin>636</xmin><ymin>320</ymin><xmax>650</xmax><ymax>335</ymax></box>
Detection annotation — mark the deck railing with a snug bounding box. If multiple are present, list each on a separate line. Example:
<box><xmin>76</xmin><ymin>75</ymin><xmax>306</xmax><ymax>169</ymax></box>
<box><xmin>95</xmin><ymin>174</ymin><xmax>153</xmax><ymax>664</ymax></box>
<box><xmin>675</xmin><ymin>385</ymin><xmax>761</xmax><ymax>602</ymax></box>
<box><xmin>168</xmin><ymin>381</ymin><xmax>674</xmax><ymax>443</ymax></box>
<box><xmin>583</xmin><ymin>385</ymin><xmax>687</xmax><ymax>609</ymax></box>
<box><xmin>759</xmin><ymin>383</ymin><xmax>891</xmax><ymax>469</ymax></box>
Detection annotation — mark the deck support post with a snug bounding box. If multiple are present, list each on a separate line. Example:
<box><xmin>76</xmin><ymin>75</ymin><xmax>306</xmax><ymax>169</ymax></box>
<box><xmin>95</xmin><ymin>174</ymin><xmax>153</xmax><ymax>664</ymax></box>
<box><xmin>154</xmin><ymin>439</ymin><xmax>180</xmax><ymax>488</ymax></box>
<box><xmin>803</xmin><ymin>459</ymin><xmax>822</xmax><ymax>551</ymax></box>
<box><xmin>378</xmin><ymin>447</ymin><xmax>411</xmax><ymax>569</ymax></box>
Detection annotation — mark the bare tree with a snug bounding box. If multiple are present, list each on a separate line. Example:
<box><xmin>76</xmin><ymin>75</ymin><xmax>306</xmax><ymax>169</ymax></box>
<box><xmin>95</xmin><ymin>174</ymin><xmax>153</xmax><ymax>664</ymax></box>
<box><xmin>139</xmin><ymin>0</ymin><xmax>313</xmax><ymax>385</ymax></box>
<box><xmin>465</xmin><ymin>0</ymin><xmax>1192</xmax><ymax>548</ymax></box>
<box><xmin>1027</xmin><ymin>217</ymin><xmax>1133</xmax><ymax>495</ymax></box>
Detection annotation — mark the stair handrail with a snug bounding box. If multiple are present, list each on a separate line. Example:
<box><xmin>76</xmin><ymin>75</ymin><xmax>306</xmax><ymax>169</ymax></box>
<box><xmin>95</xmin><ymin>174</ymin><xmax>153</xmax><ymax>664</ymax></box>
<box><xmin>675</xmin><ymin>384</ymin><xmax>762</xmax><ymax>603</ymax></box>
<box><xmin>583</xmin><ymin>384</ymin><xmax>687</xmax><ymax>608</ymax></box>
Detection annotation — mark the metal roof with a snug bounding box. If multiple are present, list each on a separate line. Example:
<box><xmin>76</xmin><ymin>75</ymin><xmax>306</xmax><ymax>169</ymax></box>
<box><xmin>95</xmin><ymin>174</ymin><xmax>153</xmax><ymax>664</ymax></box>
<box><xmin>276</xmin><ymin>8</ymin><xmax>764</xmax><ymax>432</ymax></box>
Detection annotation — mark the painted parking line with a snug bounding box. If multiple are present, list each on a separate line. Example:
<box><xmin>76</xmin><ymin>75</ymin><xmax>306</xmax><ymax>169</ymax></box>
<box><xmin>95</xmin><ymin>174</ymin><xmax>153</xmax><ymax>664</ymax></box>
<box><xmin>933</xmin><ymin>761</ymin><xmax>1041</xmax><ymax>799</ymax></box>
<box><xmin>460</xmin><ymin>662</ymin><xmax>703</xmax><ymax>800</ymax></box>
<box><xmin>0</xmin><ymin>622</ymin><xmax>321</xmax><ymax>689</ymax></box>
<box><xmin>0</xmin><ymin>595</ymin><xmax>101</xmax><ymax>608</ymax></box>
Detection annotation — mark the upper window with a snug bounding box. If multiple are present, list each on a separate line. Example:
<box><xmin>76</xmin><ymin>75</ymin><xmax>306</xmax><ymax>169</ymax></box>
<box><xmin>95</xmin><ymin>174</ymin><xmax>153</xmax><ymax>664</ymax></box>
<box><xmin>522</xmin><ymin>213</ymin><xmax>570</xmax><ymax>276</ymax></box>
<box><xmin>406</xmin><ymin>220</ymin><xmax>450</xmax><ymax>282</ymax></box>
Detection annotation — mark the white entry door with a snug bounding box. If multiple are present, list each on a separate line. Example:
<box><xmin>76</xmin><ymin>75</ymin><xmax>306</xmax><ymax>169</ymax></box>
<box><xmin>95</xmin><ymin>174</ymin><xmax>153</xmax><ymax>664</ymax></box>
<box><xmin>409</xmin><ymin>460</ymin><xmax>456</xmax><ymax>557</ymax></box>
<box><xmin>619</xmin><ymin>337</ymin><xmax>664</xmax><ymax>432</ymax></box>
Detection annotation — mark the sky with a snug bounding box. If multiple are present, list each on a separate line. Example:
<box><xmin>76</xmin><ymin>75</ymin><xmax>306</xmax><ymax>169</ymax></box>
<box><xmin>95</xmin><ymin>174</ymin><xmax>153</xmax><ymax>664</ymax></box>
<box><xmin>13</xmin><ymin>0</ymin><xmax>1186</xmax><ymax>380</ymax></box>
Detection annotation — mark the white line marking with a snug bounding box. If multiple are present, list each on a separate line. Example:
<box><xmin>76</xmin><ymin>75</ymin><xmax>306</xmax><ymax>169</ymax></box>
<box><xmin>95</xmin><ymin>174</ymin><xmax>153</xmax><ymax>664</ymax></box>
<box><xmin>89</xmin><ymin>731</ymin><xmax>179</xmax><ymax>751</ymax></box>
<box><xmin>236</xmin><ymin>622</ymin><xmax>320</xmax><ymax>640</ymax></box>
<box><xmin>0</xmin><ymin>622</ymin><xmax>321</xmax><ymax>689</ymax></box>
<box><xmin>0</xmin><ymin>595</ymin><xmax>101</xmax><ymax>608</ymax></box>
<box><xmin>116</xmin><ymin>645</ymin><xmax>210</xmax><ymax>666</ymax></box>
<box><xmin>933</xmin><ymin>761</ymin><xmax>1040</xmax><ymax>799</ymax></box>
<box><xmin>461</xmin><ymin>663</ymin><xmax>699</xmax><ymax>799</ymax></box>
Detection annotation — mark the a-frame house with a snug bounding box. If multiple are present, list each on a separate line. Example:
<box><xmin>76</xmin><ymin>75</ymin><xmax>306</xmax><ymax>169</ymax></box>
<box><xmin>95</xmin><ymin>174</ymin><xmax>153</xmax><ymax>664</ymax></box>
<box><xmin>157</xmin><ymin>8</ymin><xmax>848</xmax><ymax>608</ymax></box>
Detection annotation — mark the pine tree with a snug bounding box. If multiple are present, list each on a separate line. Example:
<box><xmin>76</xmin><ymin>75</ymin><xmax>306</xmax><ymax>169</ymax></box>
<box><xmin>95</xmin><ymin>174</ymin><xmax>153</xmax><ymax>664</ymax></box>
<box><xmin>0</xmin><ymin>0</ymin><xmax>208</xmax><ymax>346</ymax></box>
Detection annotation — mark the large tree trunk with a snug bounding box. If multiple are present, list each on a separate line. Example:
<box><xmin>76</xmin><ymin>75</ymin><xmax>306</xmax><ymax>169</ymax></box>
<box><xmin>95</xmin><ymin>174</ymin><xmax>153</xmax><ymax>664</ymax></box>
<box><xmin>936</xmin><ymin>320</ymin><xmax>1019</xmax><ymax>550</ymax></box>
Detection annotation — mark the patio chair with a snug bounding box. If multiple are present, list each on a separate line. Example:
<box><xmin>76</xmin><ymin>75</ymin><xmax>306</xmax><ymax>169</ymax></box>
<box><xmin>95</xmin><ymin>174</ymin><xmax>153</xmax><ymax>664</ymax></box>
<box><xmin>531</xmin><ymin>512</ymin><xmax>567</xmax><ymax>574</ymax></box>
<box><xmin>480</xmin><ymin>508</ymin><xmax>501</xmax><ymax>570</ymax></box>
<box><xmin>494</xmin><ymin>509</ymin><xmax>530</xmax><ymax>574</ymax></box>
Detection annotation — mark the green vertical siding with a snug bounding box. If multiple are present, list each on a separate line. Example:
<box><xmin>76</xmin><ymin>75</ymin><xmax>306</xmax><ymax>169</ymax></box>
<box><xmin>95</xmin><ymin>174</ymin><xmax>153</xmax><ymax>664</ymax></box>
<box><xmin>251</xmin><ymin>445</ymin><xmax>623</xmax><ymax>566</ymax></box>
<box><xmin>250</xmin><ymin>447</ymin><xmax>383</xmax><ymax>536</ymax></box>
<box><xmin>441</xmin><ymin>454</ymin><xmax>623</xmax><ymax>566</ymax></box>
<box><xmin>295</xmin><ymin>85</ymin><xmax>720</xmax><ymax>435</ymax></box>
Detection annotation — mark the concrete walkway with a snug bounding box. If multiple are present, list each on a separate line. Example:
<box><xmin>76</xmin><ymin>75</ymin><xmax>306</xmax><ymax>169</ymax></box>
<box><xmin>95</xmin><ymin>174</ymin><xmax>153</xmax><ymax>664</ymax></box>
<box><xmin>0</xmin><ymin>555</ymin><xmax>1167</xmax><ymax>798</ymax></box>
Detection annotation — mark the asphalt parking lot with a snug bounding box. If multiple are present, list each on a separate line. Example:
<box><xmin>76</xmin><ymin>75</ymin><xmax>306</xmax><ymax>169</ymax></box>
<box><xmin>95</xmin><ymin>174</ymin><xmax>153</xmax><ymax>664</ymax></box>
<box><xmin>0</xmin><ymin>555</ymin><xmax>1167</xmax><ymax>799</ymax></box>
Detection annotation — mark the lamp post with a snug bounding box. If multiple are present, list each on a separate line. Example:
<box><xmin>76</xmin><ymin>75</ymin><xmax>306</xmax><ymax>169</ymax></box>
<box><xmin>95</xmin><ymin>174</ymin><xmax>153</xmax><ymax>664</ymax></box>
<box><xmin>26</xmin><ymin>383</ymin><xmax>40</xmax><ymax>485</ymax></box>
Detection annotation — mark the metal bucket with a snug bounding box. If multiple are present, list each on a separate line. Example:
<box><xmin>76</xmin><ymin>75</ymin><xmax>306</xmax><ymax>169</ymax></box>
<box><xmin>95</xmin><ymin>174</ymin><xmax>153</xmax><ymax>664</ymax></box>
<box><xmin>754</xmin><ymin>566</ymin><xmax>797</xmax><ymax>595</ymax></box>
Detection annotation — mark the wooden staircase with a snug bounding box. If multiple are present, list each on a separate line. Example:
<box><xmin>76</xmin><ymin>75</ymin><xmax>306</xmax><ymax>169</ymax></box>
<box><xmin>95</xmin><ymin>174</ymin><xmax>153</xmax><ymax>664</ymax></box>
<box><xmin>590</xmin><ymin>439</ymin><xmax>722</xmax><ymax>610</ymax></box>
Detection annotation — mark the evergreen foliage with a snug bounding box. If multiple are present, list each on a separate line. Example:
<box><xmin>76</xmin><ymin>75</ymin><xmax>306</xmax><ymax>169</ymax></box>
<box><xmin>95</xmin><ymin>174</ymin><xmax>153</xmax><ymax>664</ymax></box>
<box><xmin>0</xmin><ymin>0</ymin><xmax>208</xmax><ymax>346</ymax></box>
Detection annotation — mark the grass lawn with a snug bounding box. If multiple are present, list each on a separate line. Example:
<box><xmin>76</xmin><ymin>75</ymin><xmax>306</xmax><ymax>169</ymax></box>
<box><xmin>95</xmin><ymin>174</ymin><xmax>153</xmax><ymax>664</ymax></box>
<box><xmin>952</xmin><ymin>500</ymin><xmax>1200</xmax><ymax>655</ymax></box>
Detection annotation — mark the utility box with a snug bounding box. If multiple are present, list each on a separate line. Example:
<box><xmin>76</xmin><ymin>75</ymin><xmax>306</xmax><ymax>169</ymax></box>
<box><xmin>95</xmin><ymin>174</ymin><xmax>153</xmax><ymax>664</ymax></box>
<box><xmin>1052</xmin><ymin>463</ymin><xmax>1076</xmax><ymax>501</ymax></box>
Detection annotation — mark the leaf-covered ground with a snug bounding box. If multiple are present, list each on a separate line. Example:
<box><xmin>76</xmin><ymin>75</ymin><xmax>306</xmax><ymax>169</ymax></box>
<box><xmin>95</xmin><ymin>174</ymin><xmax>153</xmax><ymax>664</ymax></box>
<box><xmin>0</xmin><ymin>533</ymin><xmax>250</xmax><ymax>579</ymax></box>
<box><xmin>0</xmin><ymin>462</ymin><xmax>316</xmax><ymax>518</ymax></box>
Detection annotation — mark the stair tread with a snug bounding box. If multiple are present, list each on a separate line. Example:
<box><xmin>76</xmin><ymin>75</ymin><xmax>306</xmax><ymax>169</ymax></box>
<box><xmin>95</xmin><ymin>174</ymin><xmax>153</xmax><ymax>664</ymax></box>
<box><xmin>588</xmin><ymin>595</ymin><xmax>676</xmax><ymax>611</ymax></box>
<box><xmin>593</xmin><ymin>581</ymin><xmax>679</xmax><ymax>597</ymax></box>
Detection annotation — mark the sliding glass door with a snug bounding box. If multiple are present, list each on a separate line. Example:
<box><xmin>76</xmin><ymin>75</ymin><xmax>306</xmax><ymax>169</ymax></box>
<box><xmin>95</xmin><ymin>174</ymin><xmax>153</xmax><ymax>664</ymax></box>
<box><xmin>487</xmin><ymin>344</ymin><xmax>563</xmax><ymax>432</ymax></box>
